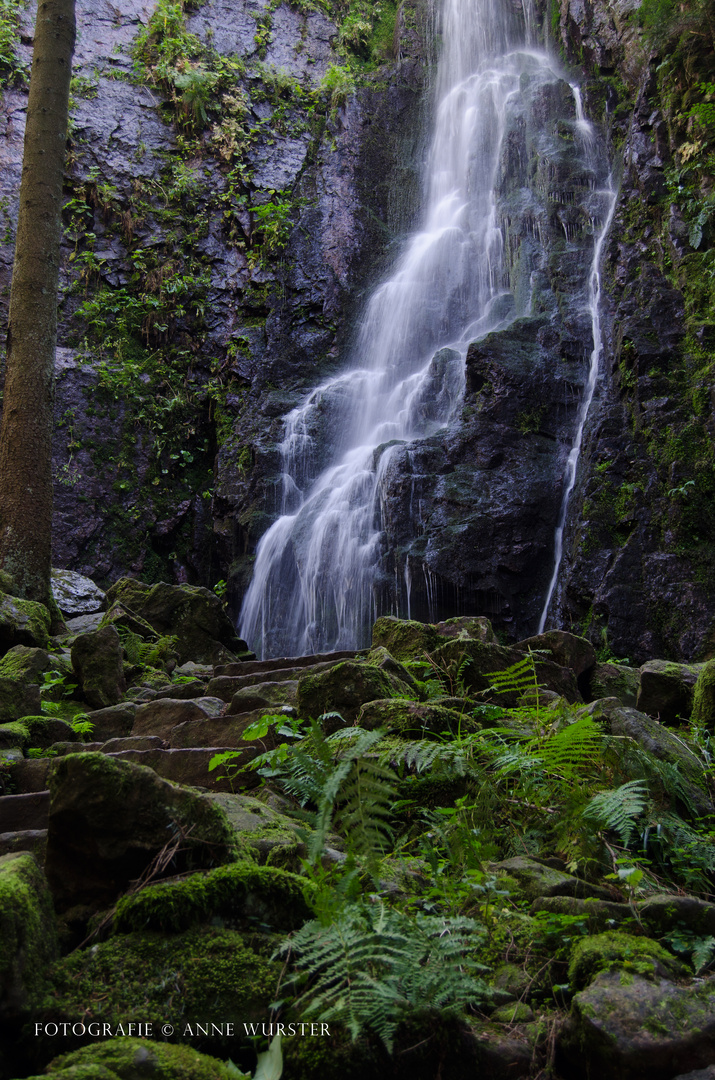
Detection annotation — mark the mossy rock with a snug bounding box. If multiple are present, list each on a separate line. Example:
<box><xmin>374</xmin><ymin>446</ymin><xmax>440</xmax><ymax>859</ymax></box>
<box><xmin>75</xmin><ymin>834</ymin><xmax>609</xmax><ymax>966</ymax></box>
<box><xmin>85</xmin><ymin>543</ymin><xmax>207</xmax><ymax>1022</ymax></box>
<box><xmin>371</xmin><ymin>616</ymin><xmax>442</xmax><ymax>660</ymax></box>
<box><xmin>0</xmin><ymin>594</ymin><xmax>51</xmax><ymax>653</ymax></box>
<box><xmin>37</xmin><ymin>1035</ymin><xmax>241</xmax><ymax>1078</ymax></box>
<box><xmin>0</xmin><ymin>852</ymin><xmax>59</xmax><ymax>1020</ymax></box>
<box><xmin>589</xmin><ymin>662</ymin><xmax>640</xmax><ymax>707</ymax></box>
<box><xmin>432</xmin><ymin>638</ymin><xmax>581</xmax><ymax>703</ymax></box>
<box><xmin>0</xmin><ymin>720</ymin><xmax>31</xmax><ymax>750</ymax></box>
<box><xmin>692</xmin><ymin>658</ymin><xmax>715</xmax><ymax>731</ymax></box>
<box><xmin>366</xmin><ymin>645</ymin><xmax>421</xmax><ymax>695</ymax></box>
<box><xmin>71</xmin><ymin>625</ymin><xmax>126</xmax><ymax>709</ymax></box>
<box><xmin>17</xmin><ymin>715</ymin><xmax>79</xmax><ymax>748</ymax></box>
<box><xmin>297</xmin><ymin>660</ymin><xmax>410</xmax><ymax>721</ymax></box>
<box><xmin>0</xmin><ymin>645</ymin><xmax>52</xmax><ymax>722</ymax></box>
<box><xmin>206</xmin><ymin>792</ymin><xmax>308</xmax><ymax>870</ymax></box>
<box><xmin>636</xmin><ymin>659</ymin><xmax>702</xmax><ymax>725</ymax></box>
<box><xmin>567</xmin><ymin>931</ymin><xmax>683</xmax><ymax>990</ymax></box>
<box><xmin>357</xmin><ymin>697</ymin><xmax>474</xmax><ymax>736</ymax></box>
<box><xmin>105</xmin><ymin>579</ymin><xmax>247</xmax><ymax>665</ymax></box>
<box><xmin>38</xmin><ymin>931</ymin><xmax>276</xmax><ymax>1063</ymax></box>
<box><xmin>45</xmin><ymin>753</ymin><xmax>241</xmax><ymax>910</ymax></box>
<box><xmin>113</xmin><ymin>861</ymin><xmax>314</xmax><ymax>934</ymax></box>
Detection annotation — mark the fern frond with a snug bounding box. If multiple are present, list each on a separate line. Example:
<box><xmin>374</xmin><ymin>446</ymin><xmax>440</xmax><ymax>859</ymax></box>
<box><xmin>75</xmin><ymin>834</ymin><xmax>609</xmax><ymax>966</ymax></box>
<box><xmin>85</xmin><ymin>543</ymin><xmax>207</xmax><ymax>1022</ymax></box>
<box><xmin>536</xmin><ymin>715</ymin><xmax>603</xmax><ymax>779</ymax></box>
<box><xmin>693</xmin><ymin>935</ymin><xmax>715</xmax><ymax>973</ymax></box>
<box><xmin>583</xmin><ymin>779</ymin><xmax>649</xmax><ymax>845</ymax></box>
<box><xmin>484</xmin><ymin>653</ymin><xmax>539</xmax><ymax>698</ymax></box>
<box><xmin>334</xmin><ymin>757</ymin><xmax>396</xmax><ymax>860</ymax></box>
<box><xmin>282</xmin><ymin>905</ymin><xmax>491</xmax><ymax>1052</ymax></box>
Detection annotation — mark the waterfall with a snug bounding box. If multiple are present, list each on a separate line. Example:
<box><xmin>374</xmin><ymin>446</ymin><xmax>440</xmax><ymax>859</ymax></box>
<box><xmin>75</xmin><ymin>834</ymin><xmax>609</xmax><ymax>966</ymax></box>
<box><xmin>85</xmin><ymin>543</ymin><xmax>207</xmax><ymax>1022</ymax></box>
<box><xmin>240</xmin><ymin>0</ymin><xmax>606</xmax><ymax>659</ymax></box>
<box><xmin>537</xmin><ymin>90</ymin><xmax>617</xmax><ymax>634</ymax></box>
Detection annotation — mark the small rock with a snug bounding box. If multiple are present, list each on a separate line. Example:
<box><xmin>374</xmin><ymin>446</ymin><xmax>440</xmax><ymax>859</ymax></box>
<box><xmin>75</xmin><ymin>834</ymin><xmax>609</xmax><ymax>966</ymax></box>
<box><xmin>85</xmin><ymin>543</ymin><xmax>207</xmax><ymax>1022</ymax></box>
<box><xmin>637</xmin><ymin>658</ymin><xmax>702</xmax><ymax>724</ymax></box>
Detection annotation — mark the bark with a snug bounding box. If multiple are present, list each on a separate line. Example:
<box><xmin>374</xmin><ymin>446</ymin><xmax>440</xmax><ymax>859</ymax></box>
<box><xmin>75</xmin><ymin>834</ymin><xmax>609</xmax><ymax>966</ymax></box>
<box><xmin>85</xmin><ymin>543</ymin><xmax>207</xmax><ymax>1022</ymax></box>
<box><xmin>0</xmin><ymin>0</ymin><xmax>75</xmax><ymax>605</ymax></box>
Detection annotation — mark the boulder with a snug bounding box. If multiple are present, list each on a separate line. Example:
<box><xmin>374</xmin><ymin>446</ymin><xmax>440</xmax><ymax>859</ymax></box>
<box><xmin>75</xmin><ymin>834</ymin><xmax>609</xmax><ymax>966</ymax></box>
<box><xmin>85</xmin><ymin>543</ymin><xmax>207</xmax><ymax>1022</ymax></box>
<box><xmin>559</xmin><ymin>971</ymin><xmax>715</xmax><ymax>1080</ymax></box>
<box><xmin>71</xmin><ymin>625</ymin><xmax>126</xmax><ymax>709</ymax></box>
<box><xmin>357</xmin><ymin>697</ymin><xmax>473</xmax><ymax>736</ymax></box>
<box><xmin>297</xmin><ymin>659</ymin><xmax>411</xmax><ymax>721</ymax></box>
<box><xmin>637</xmin><ymin>658</ymin><xmax>702</xmax><ymax>725</ymax></box>
<box><xmin>371</xmin><ymin>616</ymin><xmax>442</xmax><ymax>659</ymax></box>
<box><xmin>589</xmin><ymin>662</ymin><xmax>640</xmax><ymax>707</ymax></box>
<box><xmin>113</xmin><ymin>861</ymin><xmax>313</xmax><ymax>933</ymax></box>
<box><xmin>0</xmin><ymin>852</ymin><xmax>58</xmax><ymax>1020</ymax></box>
<box><xmin>637</xmin><ymin>893</ymin><xmax>715</xmax><ymax>937</ymax></box>
<box><xmin>514</xmin><ymin>630</ymin><xmax>597</xmax><ymax>678</ymax></box>
<box><xmin>567</xmin><ymin>930</ymin><xmax>684</xmax><ymax>990</ymax></box>
<box><xmin>490</xmin><ymin>856</ymin><xmax>616</xmax><ymax>903</ymax></box>
<box><xmin>691</xmin><ymin>658</ymin><xmax>715</xmax><ymax>731</ymax></box>
<box><xmin>206</xmin><ymin>791</ymin><xmax>307</xmax><ymax>867</ymax></box>
<box><xmin>44</xmin><ymin>752</ymin><xmax>239</xmax><ymax>909</ymax></box>
<box><xmin>432</xmin><ymin>638</ymin><xmax>581</xmax><ymax>703</ymax></box>
<box><xmin>433</xmin><ymin>616</ymin><xmax>496</xmax><ymax>643</ymax></box>
<box><xmin>105</xmin><ymin>578</ymin><xmax>248</xmax><ymax>665</ymax></box>
<box><xmin>11</xmin><ymin>716</ymin><xmax>79</xmax><ymax>749</ymax></box>
<box><xmin>0</xmin><ymin>646</ymin><xmax>49</xmax><ymax>721</ymax></box>
<box><xmin>0</xmin><ymin>594</ymin><xmax>51</xmax><ymax>653</ymax></box>
<box><xmin>51</xmin><ymin>569</ymin><xmax>106</xmax><ymax>617</ymax></box>
<box><xmin>588</xmin><ymin>699</ymin><xmax>712</xmax><ymax>815</ymax></box>
<box><xmin>33</xmin><ymin>1032</ymin><xmax>247</xmax><ymax>1078</ymax></box>
<box><xmin>529</xmin><ymin>895</ymin><xmax>632</xmax><ymax>933</ymax></box>
<box><xmin>99</xmin><ymin>600</ymin><xmax>158</xmax><ymax>641</ymax></box>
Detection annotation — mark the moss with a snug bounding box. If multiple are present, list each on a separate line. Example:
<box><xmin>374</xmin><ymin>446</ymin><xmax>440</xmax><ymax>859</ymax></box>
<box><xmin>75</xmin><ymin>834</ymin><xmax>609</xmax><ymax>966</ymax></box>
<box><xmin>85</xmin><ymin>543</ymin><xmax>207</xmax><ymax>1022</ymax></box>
<box><xmin>691</xmin><ymin>657</ymin><xmax>715</xmax><ymax>730</ymax></box>
<box><xmin>0</xmin><ymin>719</ymin><xmax>30</xmax><ymax>749</ymax></box>
<box><xmin>0</xmin><ymin>852</ymin><xmax>59</xmax><ymax>1013</ymax></box>
<box><xmin>113</xmin><ymin>861</ymin><xmax>315</xmax><ymax>934</ymax></box>
<box><xmin>0</xmin><ymin>595</ymin><xmax>51</xmax><ymax>650</ymax></box>
<box><xmin>371</xmin><ymin>616</ymin><xmax>440</xmax><ymax>660</ymax></box>
<box><xmin>40</xmin><ymin>930</ymin><xmax>277</xmax><ymax>1060</ymax></box>
<box><xmin>40</xmin><ymin>1037</ymin><xmax>239</xmax><ymax>1078</ymax></box>
<box><xmin>567</xmin><ymin>931</ymin><xmax>681</xmax><ymax>990</ymax></box>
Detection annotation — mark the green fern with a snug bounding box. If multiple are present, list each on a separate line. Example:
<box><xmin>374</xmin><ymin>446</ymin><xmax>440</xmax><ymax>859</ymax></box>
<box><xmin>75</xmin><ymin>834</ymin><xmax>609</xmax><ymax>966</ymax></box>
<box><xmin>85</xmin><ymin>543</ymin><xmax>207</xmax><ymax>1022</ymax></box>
<box><xmin>484</xmin><ymin>652</ymin><xmax>541</xmax><ymax>706</ymax></box>
<box><xmin>693</xmin><ymin>935</ymin><xmax>715</xmax><ymax>974</ymax></box>
<box><xmin>582</xmin><ymin>780</ymin><xmax>649</xmax><ymax>845</ymax></box>
<box><xmin>281</xmin><ymin>903</ymin><xmax>490</xmax><ymax>1052</ymax></box>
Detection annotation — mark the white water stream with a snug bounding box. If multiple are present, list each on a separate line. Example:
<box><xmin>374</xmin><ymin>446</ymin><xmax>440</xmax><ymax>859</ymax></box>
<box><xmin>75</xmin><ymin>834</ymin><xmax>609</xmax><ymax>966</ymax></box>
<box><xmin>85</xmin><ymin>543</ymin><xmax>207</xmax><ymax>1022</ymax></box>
<box><xmin>537</xmin><ymin>90</ymin><xmax>617</xmax><ymax>633</ymax></box>
<box><xmin>240</xmin><ymin>0</ymin><xmax>611</xmax><ymax>658</ymax></box>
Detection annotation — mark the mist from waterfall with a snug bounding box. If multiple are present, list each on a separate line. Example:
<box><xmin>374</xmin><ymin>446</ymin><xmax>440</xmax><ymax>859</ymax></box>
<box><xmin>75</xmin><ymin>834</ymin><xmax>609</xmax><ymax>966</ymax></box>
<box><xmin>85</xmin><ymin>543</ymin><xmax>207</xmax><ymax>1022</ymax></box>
<box><xmin>239</xmin><ymin>0</ymin><xmax>596</xmax><ymax>658</ymax></box>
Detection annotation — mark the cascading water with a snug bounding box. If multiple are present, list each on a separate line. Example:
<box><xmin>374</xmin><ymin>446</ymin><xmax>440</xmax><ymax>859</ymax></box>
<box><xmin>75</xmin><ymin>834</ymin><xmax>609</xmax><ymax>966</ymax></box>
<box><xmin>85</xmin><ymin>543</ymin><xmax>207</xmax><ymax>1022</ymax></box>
<box><xmin>240</xmin><ymin>0</ymin><xmax>611</xmax><ymax>659</ymax></box>
<box><xmin>537</xmin><ymin>91</ymin><xmax>617</xmax><ymax>634</ymax></box>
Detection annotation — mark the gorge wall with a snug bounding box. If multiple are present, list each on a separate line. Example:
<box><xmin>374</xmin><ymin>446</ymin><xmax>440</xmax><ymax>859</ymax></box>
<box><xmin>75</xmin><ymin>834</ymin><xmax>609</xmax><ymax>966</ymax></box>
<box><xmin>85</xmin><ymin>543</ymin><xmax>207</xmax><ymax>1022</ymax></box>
<box><xmin>0</xmin><ymin>0</ymin><xmax>713</xmax><ymax>663</ymax></box>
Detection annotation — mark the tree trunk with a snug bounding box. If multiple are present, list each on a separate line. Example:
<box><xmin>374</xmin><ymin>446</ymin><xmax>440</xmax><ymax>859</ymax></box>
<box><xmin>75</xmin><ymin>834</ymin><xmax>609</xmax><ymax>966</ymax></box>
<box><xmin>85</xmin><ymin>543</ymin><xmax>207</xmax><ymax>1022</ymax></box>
<box><xmin>0</xmin><ymin>0</ymin><xmax>75</xmax><ymax>605</ymax></box>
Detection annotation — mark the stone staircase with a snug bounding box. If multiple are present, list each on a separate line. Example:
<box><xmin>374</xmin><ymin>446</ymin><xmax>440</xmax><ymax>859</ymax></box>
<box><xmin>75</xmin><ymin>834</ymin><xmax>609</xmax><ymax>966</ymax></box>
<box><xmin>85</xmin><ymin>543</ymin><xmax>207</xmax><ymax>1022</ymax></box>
<box><xmin>0</xmin><ymin>649</ymin><xmax>363</xmax><ymax>861</ymax></box>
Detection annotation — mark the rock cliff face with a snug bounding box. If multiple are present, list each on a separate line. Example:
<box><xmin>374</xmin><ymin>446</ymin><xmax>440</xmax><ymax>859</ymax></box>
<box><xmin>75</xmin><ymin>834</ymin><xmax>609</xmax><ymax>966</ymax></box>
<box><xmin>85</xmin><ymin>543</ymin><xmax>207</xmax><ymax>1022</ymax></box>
<box><xmin>1</xmin><ymin>0</ymin><xmax>714</xmax><ymax>662</ymax></box>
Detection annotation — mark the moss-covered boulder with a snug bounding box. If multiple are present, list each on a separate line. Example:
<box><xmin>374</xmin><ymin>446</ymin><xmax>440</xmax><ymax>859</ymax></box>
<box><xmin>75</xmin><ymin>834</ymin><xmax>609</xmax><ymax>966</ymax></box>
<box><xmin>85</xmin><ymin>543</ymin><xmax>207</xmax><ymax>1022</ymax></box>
<box><xmin>490</xmin><ymin>856</ymin><xmax>615</xmax><ymax>903</ymax></box>
<box><xmin>0</xmin><ymin>593</ymin><xmax>51</xmax><ymax>653</ymax></box>
<box><xmin>71</xmin><ymin>625</ymin><xmax>126</xmax><ymax>709</ymax></box>
<box><xmin>567</xmin><ymin>931</ymin><xmax>682</xmax><ymax>990</ymax></box>
<box><xmin>0</xmin><ymin>720</ymin><xmax>31</xmax><ymax>750</ymax></box>
<box><xmin>12</xmin><ymin>715</ymin><xmax>79</xmax><ymax>749</ymax></box>
<box><xmin>44</xmin><ymin>753</ymin><xmax>240</xmax><ymax>910</ymax></box>
<box><xmin>206</xmin><ymin>791</ymin><xmax>308</xmax><ymax>868</ymax></box>
<box><xmin>431</xmin><ymin>638</ymin><xmax>581</xmax><ymax>703</ymax></box>
<box><xmin>99</xmin><ymin>601</ymin><xmax>159</xmax><ymax>642</ymax></box>
<box><xmin>297</xmin><ymin>659</ymin><xmax>410</xmax><ymax>721</ymax></box>
<box><xmin>0</xmin><ymin>852</ymin><xmax>58</xmax><ymax>1020</ymax></box>
<box><xmin>357</xmin><ymin>697</ymin><xmax>473</xmax><ymax>736</ymax></box>
<box><xmin>692</xmin><ymin>658</ymin><xmax>715</xmax><ymax>731</ymax></box>
<box><xmin>589</xmin><ymin>699</ymin><xmax>712</xmax><ymax>815</ymax></box>
<box><xmin>367</xmin><ymin>645</ymin><xmax>421</xmax><ymax>695</ymax></box>
<box><xmin>559</xmin><ymin>971</ymin><xmax>715</xmax><ymax>1080</ymax></box>
<box><xmin>113</xmin><ymin>861</ymin><xmax>313</xmax><ymax>933</ymax></box>
<box><xmin>637</xmin><ymin>658</ymin><xmax>702</xmax><ymax>725</ymax></box>
<box><xmin>35</xmin><ymin>1034</ymin><xmax>244</xmax><ymax>1078</ymax></box>
<box><xmin>0</xmin><ymin>645</ymin><xmax>53</xmax><ymax>721</ymax></box>
<box><xmin>589</xmin><ymin>662</ymin><xmax>640</xmax><ymax>707</ymax></box>
<box><xmin>105</xmin><ymin>579</ymin><xmax>248</xmax><ymax>665</ymax></box>
<box><xmin>371</xmin><ymin>616</ymin><xmax>442</xmax><ymax>659</ymax></box>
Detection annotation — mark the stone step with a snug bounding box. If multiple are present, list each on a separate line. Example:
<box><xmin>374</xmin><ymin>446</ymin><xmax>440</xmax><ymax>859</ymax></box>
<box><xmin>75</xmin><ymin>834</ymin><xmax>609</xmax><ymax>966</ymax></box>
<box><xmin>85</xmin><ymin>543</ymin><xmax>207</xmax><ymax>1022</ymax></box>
<box><xmin>0</xmin><ymin>791</ymin><xmax>50</xmax><ymax>831</ymax></box>
<box><xmin>207</xmin><ymin>660</ymin><xmax>345</xmax><ymax>700</ymax></box>
<box><xmin>0</xmin><ymin>828</ymin><xmax>47</xmax><ymax>861</ymax></box>
<box><xmin>100</xmin><ymin>747</ymin><xmax>256</xmax><ymax>791</ymax></box>
<box><xmin>213</xmin><ymin>649</ymin><xmax>364</xmax><ymax>678</ymax></box>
